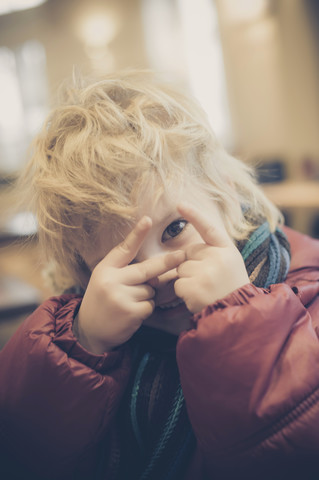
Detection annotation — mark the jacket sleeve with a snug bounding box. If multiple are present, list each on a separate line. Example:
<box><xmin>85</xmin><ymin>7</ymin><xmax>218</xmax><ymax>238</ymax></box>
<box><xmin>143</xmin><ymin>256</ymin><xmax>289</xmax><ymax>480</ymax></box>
<box><xmin>177</xmin><ymin>271</ymin><xmax>319</xmax><ymax>478</ymax></box>
<box><xmin>0</xmin><ymin>294</ymin><xmax>131</xmax><ymax>479</ymax></box>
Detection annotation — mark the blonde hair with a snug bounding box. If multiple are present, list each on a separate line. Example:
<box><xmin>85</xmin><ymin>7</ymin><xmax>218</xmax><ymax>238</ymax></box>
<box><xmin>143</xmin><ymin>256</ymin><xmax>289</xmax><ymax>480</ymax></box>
<box><xmin>14</xmin><ymin>69</ymin><xmax>282</xmax><ymax>292</ymax></box>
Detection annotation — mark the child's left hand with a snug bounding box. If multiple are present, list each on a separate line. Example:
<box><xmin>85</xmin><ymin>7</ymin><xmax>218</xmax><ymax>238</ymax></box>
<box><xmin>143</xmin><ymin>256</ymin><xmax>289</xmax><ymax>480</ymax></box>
<box><xmin>174</xmin><ymin>203</ymin><xmax>250</xmax><ymax>313</ymax></box>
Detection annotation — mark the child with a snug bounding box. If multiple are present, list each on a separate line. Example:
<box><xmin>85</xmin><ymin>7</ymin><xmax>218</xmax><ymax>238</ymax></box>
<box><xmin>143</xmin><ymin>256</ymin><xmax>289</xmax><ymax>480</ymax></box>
<box><xmin>1</xmin><ymin>69</ymin><xmax>319</xmax><ymax>480</ymax></box>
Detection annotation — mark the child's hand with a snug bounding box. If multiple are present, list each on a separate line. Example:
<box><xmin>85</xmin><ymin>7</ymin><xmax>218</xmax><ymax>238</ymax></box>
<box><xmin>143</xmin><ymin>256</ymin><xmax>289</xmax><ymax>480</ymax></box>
<box><xmin>76</xmin><ymin>217</ymin><xmax>185</xmax><ymax>354</ymax></box>
<box><xmin>174</xmin><ymin>203</ymin><xmax>250</xmax><ymax>313</ymax></box>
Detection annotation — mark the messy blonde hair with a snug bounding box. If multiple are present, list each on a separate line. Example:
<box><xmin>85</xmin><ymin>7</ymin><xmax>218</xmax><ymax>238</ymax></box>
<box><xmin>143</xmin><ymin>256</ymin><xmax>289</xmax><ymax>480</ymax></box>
<box><xmin>14</xmin><ymin>69</ymin><xmax>281</xmax><ymax>292</ymax></box>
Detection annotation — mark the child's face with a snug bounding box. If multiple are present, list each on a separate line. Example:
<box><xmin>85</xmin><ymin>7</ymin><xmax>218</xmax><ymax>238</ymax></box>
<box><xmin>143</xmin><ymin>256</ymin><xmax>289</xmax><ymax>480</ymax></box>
<box><xmin>83</xmin><ymin>185</ymin><xmax>231</xmax><ymax>335</ymax></box>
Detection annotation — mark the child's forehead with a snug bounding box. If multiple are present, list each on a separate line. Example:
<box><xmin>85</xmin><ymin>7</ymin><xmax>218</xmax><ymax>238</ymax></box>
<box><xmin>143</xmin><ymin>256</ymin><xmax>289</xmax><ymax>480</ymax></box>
<box><xmin>135</xmin><ymin>181</ymin><xmax>209</xmax><ymax>218</ymax></box>
<box><xmin>137</xmin><ymin>187</ymin><xmax>178</xmax><ymax>219</ymax></box>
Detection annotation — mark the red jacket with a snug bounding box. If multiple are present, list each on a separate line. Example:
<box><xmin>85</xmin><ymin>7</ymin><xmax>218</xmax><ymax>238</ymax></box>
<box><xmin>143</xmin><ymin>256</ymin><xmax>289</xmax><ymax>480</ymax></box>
<box><xmin>1</xmin><ymin>227</ymin><xmax>319</xmax><ymax>480</ymax></box>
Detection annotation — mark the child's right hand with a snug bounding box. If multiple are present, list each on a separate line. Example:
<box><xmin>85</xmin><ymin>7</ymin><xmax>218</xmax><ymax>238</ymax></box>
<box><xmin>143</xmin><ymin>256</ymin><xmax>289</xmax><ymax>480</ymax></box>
<box><xmin>75</xmin><ymin>217</ymin><xmax>185</xmax><ymax>354</ymax></box>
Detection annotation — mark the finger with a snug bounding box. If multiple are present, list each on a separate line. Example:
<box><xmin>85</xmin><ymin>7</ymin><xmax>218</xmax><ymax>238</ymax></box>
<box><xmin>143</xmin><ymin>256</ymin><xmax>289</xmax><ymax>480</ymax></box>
<box><xmin>183</xmin><ymin>243</ymin><xmax>208</xmax><ymax>260</ymax></box>
<box><xmin>124</xmin><ymin>250</ymin><xmax>185</xmax><ymax>285</ymax></box>
<box><xmin>147</xmin><ymin>276</ymin><xmax>160</xmax><ymax>288</ymax></box>
<box><xmin>103</xmin><ymin>216</ymin><xmax>152</xmax><ymax>268</ymax></box>
<box><xmin>132</xmin><ymin>299</ymin><xmax>155</xmax><ymax>321</ymax></box>
<box><xmin>177</xmin><ymin>259</ymin><xmax>199</xmax><ymax>278</ymax></box>
<box><xmin>174</xmin><ymin>278</ymin><xmax>201</xmax><ymax>313</ymax></box>
<box><xmin>174</xmin><ymin>278</ymin><xmax>192</xmax><ymax>307</ymax></box>
<box><xmin>177</xmin><ymin>202</ymin><xmax>232</xmax><ymax>247</ymax></box>
<box><xmin>126</xmin><ymin>284</ymin><xmax>155</xmax><ymax>301</ymax></box>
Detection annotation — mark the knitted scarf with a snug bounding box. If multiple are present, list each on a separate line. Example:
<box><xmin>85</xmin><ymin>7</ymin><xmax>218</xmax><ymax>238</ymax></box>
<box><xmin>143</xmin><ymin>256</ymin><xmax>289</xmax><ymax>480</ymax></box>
<box><xmin>97</xmin><ymin>222</ymin><xmax>290</xmax><ymax>480</ymax></box>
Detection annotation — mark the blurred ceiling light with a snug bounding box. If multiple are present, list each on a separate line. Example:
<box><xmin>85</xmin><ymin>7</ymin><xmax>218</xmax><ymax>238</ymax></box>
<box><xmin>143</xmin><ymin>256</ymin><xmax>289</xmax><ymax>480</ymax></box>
<box><xmin>0</xmin><ymin>48</ymin><xmax>24</xmax><ymax>135</ymax></box>
<box><xmin>76</xmin><ymin>10</ymin><xmax>119</xmax><ymax>48</ymax></box>
<box><xmin>141</xmin><ymin>0</ymin><xmax>183</xmax><ymax>74</ymax></box>
<box><xmin>222</xmin><ymin>0</ymin><xmax>269</xmax><ymax>23</ymax></box>
<box><xmin>177</xmin><ymin>0</ymin><xmax>232</xmax><ymax>147</ymax></box>
<box><xmin>0</xmin><ymin>0</ymin><xmax>47</xmax><ymax>15</ymax></box>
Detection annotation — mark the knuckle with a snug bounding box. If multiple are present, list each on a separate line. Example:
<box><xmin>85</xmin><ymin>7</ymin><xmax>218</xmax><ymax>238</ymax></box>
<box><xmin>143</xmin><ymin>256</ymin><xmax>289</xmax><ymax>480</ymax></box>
<box><xmin>92</xmin><ymin>271</ymin><xmax>113</xmax><ymax>294</ymax></box>
<box><xmin>205</xmin><ymin>225</ymin><xmax>215</xmax><ymax>238</ymax></box>
<box><xmin>118</xmin><ymin>240</ymin><xmax>131</xmax><ymax>256</ymax></box>
<box><xmin>176</xmin><ymin>264</ymin><xmax>182</xmax><ymax>276</ymax></box>
<box><xmin>185</xmin><ymin>243</ymin><xmax>203</xmax><ymax>258</ymax></box>
<box><xmin>133</xmin><ymin>301</ymin><xmax>154</xmax><ymax>321</ymax></box>
<box><xmin>144</xmin><ymin>300</ymin><xmax>155</xmax><ymax>317</ymax></box>
<box><xmin>119</xmin><ymin>302</ymin><xmax>135</xmax><ymax>321</ymax></box>
<box><xmin>201</xmin><ymin>268</ymin><xmax>214</xmax><ymax>285</ymax></box>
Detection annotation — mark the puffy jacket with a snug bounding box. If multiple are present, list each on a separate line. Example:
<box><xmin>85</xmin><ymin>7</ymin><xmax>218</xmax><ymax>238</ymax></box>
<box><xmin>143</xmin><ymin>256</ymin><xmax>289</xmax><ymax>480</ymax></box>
<box><xmin>1</xmin><ymin>227</ymin><xmax>319</xmax><ymax>480</ymax></box>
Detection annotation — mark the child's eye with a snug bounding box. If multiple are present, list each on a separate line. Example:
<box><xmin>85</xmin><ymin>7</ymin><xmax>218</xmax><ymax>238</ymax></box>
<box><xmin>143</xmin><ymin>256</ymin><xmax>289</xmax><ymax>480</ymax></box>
<box><xmin>162</xmin><ymin>219</ymin><xmax>188</xmax><ymax>242</ymax></box>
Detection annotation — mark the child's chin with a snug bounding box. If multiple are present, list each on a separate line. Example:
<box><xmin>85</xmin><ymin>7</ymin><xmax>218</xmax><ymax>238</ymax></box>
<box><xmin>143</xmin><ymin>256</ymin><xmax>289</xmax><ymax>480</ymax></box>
<box><xmin>144</xmin><ymin>302</ymin><xmax>192</xmax><ymax>336</ymax></box>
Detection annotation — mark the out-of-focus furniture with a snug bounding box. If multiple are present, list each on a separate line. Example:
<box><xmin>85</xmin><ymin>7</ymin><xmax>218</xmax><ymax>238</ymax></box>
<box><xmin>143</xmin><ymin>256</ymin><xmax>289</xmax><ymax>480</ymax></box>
<box><xmin>262</xmin><ymin>180</ymin><xmax>319</xmax><ymax>208</ymax></box>
<box><xmin>261</xmin><ymin>180</ymin><xmax>319</xmax><ymax>236</ymax></box>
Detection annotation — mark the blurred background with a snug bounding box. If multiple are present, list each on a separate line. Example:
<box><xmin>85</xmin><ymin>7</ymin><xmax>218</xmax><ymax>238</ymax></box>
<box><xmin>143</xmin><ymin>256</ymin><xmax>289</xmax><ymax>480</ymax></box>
<box><xmin>1</xmin><ymin>0</ymin><xmax>319</xmax><ymax>347</ymax></box>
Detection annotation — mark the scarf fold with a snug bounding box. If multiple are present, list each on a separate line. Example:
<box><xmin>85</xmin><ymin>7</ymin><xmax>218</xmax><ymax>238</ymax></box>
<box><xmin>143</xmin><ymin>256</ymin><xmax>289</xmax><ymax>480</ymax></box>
<box><xmin>100</xmin><ymin>222</ymin><xmax>291</xmax><ymax>480</ymax></box>
<box><xmin>237</xmin><ymin>222</ymin><xmax>290</xmax><ymax>288</ymax></box>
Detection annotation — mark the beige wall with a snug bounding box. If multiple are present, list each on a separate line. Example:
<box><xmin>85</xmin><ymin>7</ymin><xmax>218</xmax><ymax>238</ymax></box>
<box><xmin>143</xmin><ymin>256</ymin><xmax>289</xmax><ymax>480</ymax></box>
<box><xmin>216</xmin><ymin>0</ymin><xmax>319</xmax><ymax>177</ymax></box>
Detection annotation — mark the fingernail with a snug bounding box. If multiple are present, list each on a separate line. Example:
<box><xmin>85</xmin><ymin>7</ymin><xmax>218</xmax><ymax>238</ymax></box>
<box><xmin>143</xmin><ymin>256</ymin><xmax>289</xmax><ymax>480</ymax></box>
<box><xmin>139</xmin><ymin>216</ymin><xmax>152</xmax><ymax>229</ymax></box>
